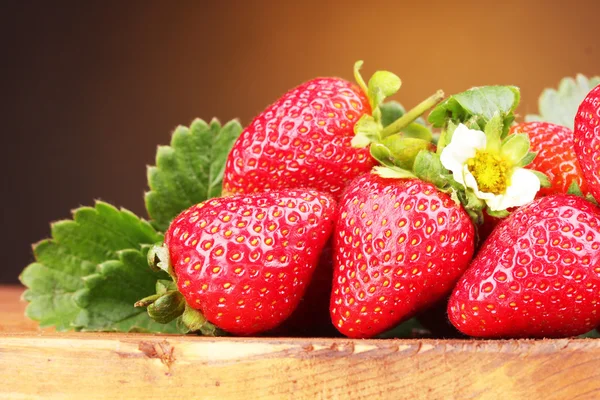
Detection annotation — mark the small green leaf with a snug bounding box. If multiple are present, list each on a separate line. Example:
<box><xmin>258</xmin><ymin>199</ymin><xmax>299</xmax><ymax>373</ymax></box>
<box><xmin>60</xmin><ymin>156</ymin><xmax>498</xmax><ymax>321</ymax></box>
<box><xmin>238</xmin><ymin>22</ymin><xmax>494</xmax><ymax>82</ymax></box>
<box><xmin>567</xmin><ymin>181</ymin><xmax>584</xmax><ymax>197</ymax></box>
<box><xmin>429</xmin><ymin>86</ymin><xmax>520</xmax><ymax>128</ymax></box>
<box><xmin>382</xmin><ymin>137</ymin><xmax>432</xmax><ymax>170</ymax></box>
<box><xmin>413</xmin><ymin>151</ymin><xmax>454</xmax><ymax>190</ymax></box>
<box><xmin>147</xmin><ymin>243</ymin><xmax>174</xmax><ymax>277</ymax></box>
<box><xmin>156</xmin><ymin>279</ymin><xmax>177</xmax><ymax>295</ymax></box>
<box><xmin>483</xmin><ymin>113</ymin><xmax>503</xmax><ymax>152</ymax></box>
<box><xmin>380</xmin><ymin>101</ymin><xmax>406</xmax><ymax>127</ymax></box>
<box><xmin>578</xmin><ymin>329</ymin><xmax>600</xmax><ymax>338</ymax></box>
<box><xmin>19</xmin><ymin>202</ymin><xmax>163</xmax><ymax>331</ymax></box>
<box><xmin>501</xmin><ymin>134</ymin><xmax>530</xmax><ymax>165</ymax></box>
<box><xmin>486</xmin><ymin>208</ymin><xmax>510</xmax><ymax>219</ymax></box>
<box><xmin>462</xmin><ymin>190</ymin><xmax>486</xmax><ymax>225</ymax></box>
<box><xmin>531</xmin><ymin>170</ymin><xmax>551</xmax><ymax>188</ymax></box>
<box><xmin>517</xmin><ymin>152</ymin><xmax>537</xmax><ymax>167</ymax></box>
<box><xmin>367</xmin><ymin>71</ymin><xmax>402</xmax><ymax>111</ymax></box>
<box><xmin>372</xmin><ymin>166</ymin><xmax>417</xmax><ymax>179</ymax></box>
<box><xmin>400</xmin><ymin>122</ymin><xmax>433</xmax><ymax>141</ymax></box>
<box><xmin>369</xmin><ymin>143</ymin><xmax>395</xmax><ymax>166</ymax></box>
<box><xmin>145</xmin><ymin>118</ymin><xmax>243</xmax><ymax>232</ymax></box>
<box><xmin>352</xmin><ymin>115</ymin><xmax>380</xmax><ymax>148</ymax></box>
<box><xmin>526</xmin><ymin>74</ymin><xmax>600</xmax><ymax>129</ymax></box>
<box><xmin>436</xmin><ymin>120</ymin><xmax>459</xmax><ymax>155</ymax></box>
<box><xmin>73</xmin><ymin>247</ymin><xmax>184</xmax><ymax>333</ymax></box>
<box><xmin>146</xmin><ymin>291</ymin><xmax>186</xmax><ymax>325</ymax></box>
<box><xmin>181</xmin><ymin>304</ymin><xmax>222</xmax><ymax>336</ymax></box>
<box><xmin>353</xmin><ymin>60</ymin><xmax>368</xmax><ymax>95</ymax></box>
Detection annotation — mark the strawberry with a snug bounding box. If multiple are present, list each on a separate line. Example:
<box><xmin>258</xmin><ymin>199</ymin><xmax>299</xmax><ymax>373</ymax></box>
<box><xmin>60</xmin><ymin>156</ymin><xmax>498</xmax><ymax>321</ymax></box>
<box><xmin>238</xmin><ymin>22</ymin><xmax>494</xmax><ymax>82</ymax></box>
<box><xmin>157</xmin><ymin>190</ymin><xmax>337</xmax><ymax>335</ymax></box>
<box><xmin>448</xmin><ymin>194</ymin><xmax>600</xmax><ymax>338</ymax></box>
<box><xmin>330</xmin><ymin>173</ymin><xmax>475</xmax><ymax>338</ymax></box>
<box><xmin>222</xmin><ymin>77</ymin><xmax>375</xmax><ymax>198</ymax></box>
<box><xmin>574</xmin><ymin>84</ymin><xmax>600</xmax><ymax>202</ymax></box>
<box><xmin>220</xmin><ymin>62</ymin><xmax>444</xmax><ymax>200</ymax></box>
<box><xmin>510</xmin><ymin>121</ymin><xmax>588</xmax><ymax>196</ymax></box>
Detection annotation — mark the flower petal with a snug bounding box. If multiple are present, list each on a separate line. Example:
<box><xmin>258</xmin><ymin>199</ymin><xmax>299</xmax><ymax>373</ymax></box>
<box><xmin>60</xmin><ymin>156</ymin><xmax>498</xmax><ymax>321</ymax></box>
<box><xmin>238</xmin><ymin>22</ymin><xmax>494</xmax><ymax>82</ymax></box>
<box><xmin>440</xmin><ymin>124</ymin><xmax>487</xmax><ymax>187</ymax></box>
<box><xmin>485</xmin><ymin>168</ymin><xmax>540</xmax><ymax>211</ymax></box>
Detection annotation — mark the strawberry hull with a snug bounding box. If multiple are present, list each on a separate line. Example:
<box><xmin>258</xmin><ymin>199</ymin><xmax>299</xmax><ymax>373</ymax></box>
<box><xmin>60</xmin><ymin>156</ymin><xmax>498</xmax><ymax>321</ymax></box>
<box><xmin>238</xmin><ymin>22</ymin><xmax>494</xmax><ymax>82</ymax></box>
<box><xmin>449</xmin><ymin>195</ymin><xmax>600</xmax><ymax>338</ymax></box>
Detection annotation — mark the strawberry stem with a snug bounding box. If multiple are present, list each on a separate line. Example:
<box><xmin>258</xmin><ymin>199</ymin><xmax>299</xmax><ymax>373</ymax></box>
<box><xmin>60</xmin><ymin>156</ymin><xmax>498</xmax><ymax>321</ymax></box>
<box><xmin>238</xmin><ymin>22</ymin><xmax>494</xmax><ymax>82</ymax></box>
<box><xmin>380</xmin><ymin>90</ymin><xmax>445</xmax><ymax>139</ymax></box>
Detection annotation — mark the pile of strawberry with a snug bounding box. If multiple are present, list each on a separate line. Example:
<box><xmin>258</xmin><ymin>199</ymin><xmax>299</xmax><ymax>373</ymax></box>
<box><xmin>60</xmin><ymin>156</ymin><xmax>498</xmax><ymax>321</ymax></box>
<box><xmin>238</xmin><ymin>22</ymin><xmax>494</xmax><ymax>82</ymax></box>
<box><xmin>131</xmin><ymin>63</ymin><xmax>600</xmax><ymax>339</ymax></box>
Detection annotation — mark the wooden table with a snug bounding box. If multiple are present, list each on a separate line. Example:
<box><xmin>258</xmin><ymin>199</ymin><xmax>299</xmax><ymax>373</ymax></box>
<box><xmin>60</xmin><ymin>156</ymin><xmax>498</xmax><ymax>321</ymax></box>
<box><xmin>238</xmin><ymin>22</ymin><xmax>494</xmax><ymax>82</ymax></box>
<box><xmin>2</xmin><ymin>285</ymin><xmax>600</xmax><ymax>399</ymax></box>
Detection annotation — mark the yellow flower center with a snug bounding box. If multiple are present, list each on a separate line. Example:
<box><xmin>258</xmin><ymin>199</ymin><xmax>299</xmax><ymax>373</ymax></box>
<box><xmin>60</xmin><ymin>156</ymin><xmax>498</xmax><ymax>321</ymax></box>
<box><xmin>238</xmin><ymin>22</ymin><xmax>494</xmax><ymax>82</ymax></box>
<box><xmin>466</xmin><ymin>150</ymin><xmax>510</xmax><ymax>195</ymax></box>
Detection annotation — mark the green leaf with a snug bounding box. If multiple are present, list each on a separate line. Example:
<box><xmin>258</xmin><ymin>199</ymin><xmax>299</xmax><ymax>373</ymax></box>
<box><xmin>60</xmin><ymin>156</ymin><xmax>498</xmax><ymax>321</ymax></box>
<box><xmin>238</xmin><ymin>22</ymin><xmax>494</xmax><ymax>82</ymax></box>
<box><xmin>352</xmin><ymin>115</ymin><xmax>380</xmax><ymax>148</ymax></box>
<box><xmin>72</xmin><ymin>247</ymin><xmax>184</xmax><ymax>333</ymax></box>
<box><xmin>483</xmin><ymin>113</ymin><xmax>504</xmax><ymax>152</ymax></box>
<box><xmin>567</xmin><ymin>180</ymin><xmax>584</xmax><ymax>197</ymax></box>
<box><xmin>526</xmin><ymin>74</ymin><xmax>600</xmax><ymax>130</ymax></box>
<box><xmin>413</xmin><ymin>151</ymin><xmax>454</xmax><ymax>190</ymax></box>
<box><xmin>19</xmin><ymin>202</ymin><xmax>163</xmax><ymax>331</ymax></box>
<box><xmin>516</xmin><ymin>152</ymin><xmax>537</xmax><ymax>168</ymax></box>
<box><xmin>486</xmin><ymin>208</ymin><xmax>510</xmax><ymax>219</ymax></box>
<box><xmin>369</xmin><ymin>143</ymin><xmax>395</xmax><ymax>166</ymax></box>
<box><xmin>372</xmin><ymin>166</ymin><xmax>417</xmax><ymax>179</ymax></box>
<box><xmin>353</xmin><ymin>60</ymin><xmax>368</xmax><ymax>95</ymax></box>
<box><xmin>531</xmin><ymin>170</ymin><xmax>551</xmax><ymax>188</ymax></box>
<box><xmin>367</xmin><ymin>71</ymin><xmax>402</xmax><ymax>111</ymax></box>
<box><xmin>500</xmin><ymin>133</ymin><xmax>530</xmax><ymax>165</ymax></box>
<box><xmin>382</xmin><ymin>137</ymin><xmax>433</xmax><ymax>170</ymax></box>
<box><xmin>145</xmin><ymin>118</ymin><xmax>243</xmax><ymax>232</ymax></box>
<box><xmin>578</xmin><ymin>329</ymin><xmax>600</xmax><ymax>338</ymax></box>
<box><xmin>380</xmin><ymin>101</ymin><xmax>405</xmax><ymax>127</ymax></box>
<box><xmin>429</xmin><ymin>86</ymin><xmax>520</xmax><ymax>128</ymax></box>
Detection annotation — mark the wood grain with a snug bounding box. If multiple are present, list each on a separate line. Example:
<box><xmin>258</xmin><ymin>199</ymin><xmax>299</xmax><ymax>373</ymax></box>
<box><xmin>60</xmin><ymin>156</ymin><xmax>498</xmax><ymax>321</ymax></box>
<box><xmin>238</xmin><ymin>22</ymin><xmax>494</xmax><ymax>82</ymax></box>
<box><xmin>2</xmin><ymin>286</ymin><xmax>600</xmax><ymax>400</ymax></box>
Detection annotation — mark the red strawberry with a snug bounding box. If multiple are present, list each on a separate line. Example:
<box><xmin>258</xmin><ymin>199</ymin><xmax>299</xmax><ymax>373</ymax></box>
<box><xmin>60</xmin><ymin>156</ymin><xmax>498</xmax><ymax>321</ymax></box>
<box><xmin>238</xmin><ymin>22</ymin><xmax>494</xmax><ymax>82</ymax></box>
<box><xmin>574</xmin><ymin>84</ymin><xmax>600</xmax><ymax>202</ymax></box>
<box><xmin>164</xmin><ymin>190</ymin><xmax>337</xmax><ymax>335</ymax></box>
<box><xmin>511</xmin><ymin>121</ymin><xmax>588</xmax><ymax>196</ymax></box>
<box><xmin>330</xmin><ymin>173</ymin><xmax>475</xmax><ymax>338</ymax></box>
<box><xmin>448</xmin><ymin>194</ymin><xmax>600</xmax><ymax>338</ymax></box>
<box><xmin>222</xmin><ymin>77</ymin><xmax>375</xmax><ymax>198</ymax></box>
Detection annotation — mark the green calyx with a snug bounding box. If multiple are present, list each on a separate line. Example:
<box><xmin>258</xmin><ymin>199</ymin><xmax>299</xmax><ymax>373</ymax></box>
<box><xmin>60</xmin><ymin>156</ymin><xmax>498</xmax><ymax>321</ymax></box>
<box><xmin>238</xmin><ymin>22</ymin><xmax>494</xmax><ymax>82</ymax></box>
<box><xmin>352</xmin><ymin>60</ymin><xmax>444</xmax><ymax>170</ymax></box>
<box><xmin>137</xmin><ymin>243</ymin><xmax>221</xmax><ymax>336</ymax></box>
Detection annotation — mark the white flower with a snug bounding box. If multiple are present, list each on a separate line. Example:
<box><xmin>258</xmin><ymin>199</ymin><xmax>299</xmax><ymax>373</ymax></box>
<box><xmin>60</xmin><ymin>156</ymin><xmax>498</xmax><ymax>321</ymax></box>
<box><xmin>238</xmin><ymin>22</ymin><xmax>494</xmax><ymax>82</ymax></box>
<box><xmin>440</xmin><ymin>123</ymin><xmax>540</xmax><ymax>211</ymax></box>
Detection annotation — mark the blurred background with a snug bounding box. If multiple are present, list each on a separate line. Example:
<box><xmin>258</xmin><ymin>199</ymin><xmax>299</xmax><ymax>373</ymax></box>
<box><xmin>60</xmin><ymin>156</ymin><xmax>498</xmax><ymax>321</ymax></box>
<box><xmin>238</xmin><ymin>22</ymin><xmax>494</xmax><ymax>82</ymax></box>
<box><xmin>2</xmin><ymin>0</ymin><xmax>599</xmax><ymax>283</ymax></box>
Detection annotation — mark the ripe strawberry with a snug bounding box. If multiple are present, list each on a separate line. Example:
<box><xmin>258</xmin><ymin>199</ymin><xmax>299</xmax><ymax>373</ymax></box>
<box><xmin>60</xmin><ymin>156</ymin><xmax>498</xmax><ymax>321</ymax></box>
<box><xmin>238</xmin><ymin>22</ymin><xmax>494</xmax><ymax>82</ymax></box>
<box><xmin>448</xmin><ymin>194</ymin><xmax>600</xmax><ymax>338</ymax></box>
<box><xmin>574</xmin><ymin>84</ymin><xmax>600</xmax><ymax>202</ymax></box>
<box><xmin>222</xmin><ymin>77</ymin><xmax>375</xmax><ymax>198</ymax></box>
<box><xmin>165</xmin><ymin>190</ymin><xmax>337</xmax><ymax>335</ymax></box>
<box><xmin>330</xmin><ymin>173</ymin><xmax>475</xmax><ymax>338</ymax></box>
<box><xmin>511</xmin><ymin>121</ymin><xmax>588</xmax><ymax>196</ymax></box>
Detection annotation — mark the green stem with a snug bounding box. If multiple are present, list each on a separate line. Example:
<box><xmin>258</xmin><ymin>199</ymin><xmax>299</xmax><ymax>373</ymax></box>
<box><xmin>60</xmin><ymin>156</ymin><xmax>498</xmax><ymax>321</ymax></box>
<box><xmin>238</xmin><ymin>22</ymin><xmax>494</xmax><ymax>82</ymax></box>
<box><xmin>380</xmin><ymin>90</ymin><xmax>445</xmax><ymax>139</ymax></box>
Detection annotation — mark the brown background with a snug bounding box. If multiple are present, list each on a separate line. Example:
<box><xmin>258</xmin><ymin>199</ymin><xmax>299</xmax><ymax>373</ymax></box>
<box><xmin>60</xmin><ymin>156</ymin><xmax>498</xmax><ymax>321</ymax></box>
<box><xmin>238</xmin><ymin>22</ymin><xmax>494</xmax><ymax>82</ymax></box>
<box><xmin>2</xmin><ymin>0</ymin><xmax>599</xmax><ymax>283</ymax></box>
